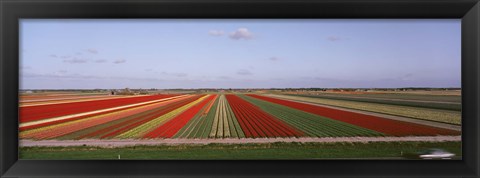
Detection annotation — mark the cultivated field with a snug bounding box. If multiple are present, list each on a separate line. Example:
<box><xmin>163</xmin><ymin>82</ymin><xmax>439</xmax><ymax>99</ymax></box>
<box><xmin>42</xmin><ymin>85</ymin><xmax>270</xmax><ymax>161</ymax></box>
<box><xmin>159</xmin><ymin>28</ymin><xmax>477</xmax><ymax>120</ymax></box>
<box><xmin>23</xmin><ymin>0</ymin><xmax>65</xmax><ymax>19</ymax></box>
<box><xmin>19</xmin><ymin>92</ymin><xmax>461</xmax><ymax>141</ymax></box>
<box><xmin>266</xmin><ymin>93</ymin><xmax>461</xmax><ymax>125</ymax></box>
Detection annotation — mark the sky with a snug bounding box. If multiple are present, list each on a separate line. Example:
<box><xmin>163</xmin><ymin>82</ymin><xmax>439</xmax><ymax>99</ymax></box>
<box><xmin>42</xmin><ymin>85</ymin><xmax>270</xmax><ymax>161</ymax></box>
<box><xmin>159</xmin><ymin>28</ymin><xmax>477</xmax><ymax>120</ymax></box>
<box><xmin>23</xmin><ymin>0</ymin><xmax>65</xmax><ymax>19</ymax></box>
<box><xmin>20</xmin><ymin>19</ymin><xmax>461</xmax><ymax>89</ymax></box>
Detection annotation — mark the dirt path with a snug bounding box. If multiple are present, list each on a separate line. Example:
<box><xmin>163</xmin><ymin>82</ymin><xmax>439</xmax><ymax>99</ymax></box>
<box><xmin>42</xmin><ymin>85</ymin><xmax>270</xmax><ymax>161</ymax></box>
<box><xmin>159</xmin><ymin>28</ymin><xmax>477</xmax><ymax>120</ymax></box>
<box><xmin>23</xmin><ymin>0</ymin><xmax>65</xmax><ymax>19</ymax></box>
<box><xmin>266</xmin><ymin>94</ymin><xmax>462</xmax><ymax>131</ymax></box>
<box><xmin>19</xmin><ymin>136</ymin><xmax>461</xmax><ymax>148</ymax></box>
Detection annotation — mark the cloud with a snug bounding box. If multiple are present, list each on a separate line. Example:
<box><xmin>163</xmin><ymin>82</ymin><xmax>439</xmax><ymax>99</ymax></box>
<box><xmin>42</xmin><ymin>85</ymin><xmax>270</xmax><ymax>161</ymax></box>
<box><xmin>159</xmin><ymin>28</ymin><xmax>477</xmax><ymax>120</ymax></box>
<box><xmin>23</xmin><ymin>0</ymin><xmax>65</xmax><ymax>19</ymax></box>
<box><xmin>22</xmin><ymin>72</ymin><xmax>90</xmax><ymax>79</ymax></box>
<box><xmin>229</xmin><ymin>28</ymin><xmax>254</xmax><ymax>40</ymax></box>
<box><xmin>218</xmin><ymin>76</ymin><xmax>231</xmax><ymax>80</ymax></box>
<box><xmin>209</xmin><ymin>30</ymin><xmax>224</xmax><ymax>36</ymax></box>
<box><xmin>50</xmin><ymin>70</ymin><xmax>69</xmax><ymax>77</ymax></box>
<box><xmin>113</xmin><ymin>59</ymin><xmax>126</xmax><ymax>64</ymax></box>
<box><xmin>174</xmin><ymin>73</ymin><xmax>188</xmax><ymax>77</ymax></box>
<box><xmin>87</xmin><ymin>48</ymin><xmax>98</xmax><ymax>54</ymax></box>
<box><xmin>63</xmin><ymin>58</ymin><xmax>88</xmax><ymax>64</ymax></box>
<box><xmin>327</xmin><ymin>36</ymin><xmax>342</xmax><ymax>42</ymax></box>
<box><xmin>145</xmin><ymin>69</ymin><xmax>153</xmax><ymax>72</ymax></box>
<box><xmin>269</xmin><ymin>57</ymin><xmax>280</xmax><ymax>61</ymax></box>
<box><xmin>22</xmin><ymin>72</ymin><xmax>110</xmax><ymax>81</ymax></box>
<box><xmin>49</xmin><ymin>54</ymin><xmax>58</xmax><ymax>58</ymax></box>
<box><xmin>237</xmin><ymin>69</ymin><xmax>253</xmax><ymax>75</ymax></box>
<box><xmin>95</xmin><ymin>59</ymin><xmax>108</xmax><ymax>63</ymax></box>
<box><xmin>60</xmin><ymin>55</ymin><xmax>71</xmax><ymax>59</ymax></box>
<box><xmin>22</xmin><ymin>72</ymin><xmax>166</xmax><ymax>83</ymax></box>
<box><xmin>76</xmin><ymin>52</ymin><xmax>82</xmax><ymax>55</ymax></box>
<box><xmin>159</xmin><ymin>71</ymin><xmax>188</xmax><ymax>77</ymax></box>
<box><xmin>399</xmin><ymin>73</ymin><xmax>414</xmax><ymax>81</ymax></box>
<box><xmin>20</xmin><ymin>66</ymin><xmax>32</xmax><ymax>71</ymax></box>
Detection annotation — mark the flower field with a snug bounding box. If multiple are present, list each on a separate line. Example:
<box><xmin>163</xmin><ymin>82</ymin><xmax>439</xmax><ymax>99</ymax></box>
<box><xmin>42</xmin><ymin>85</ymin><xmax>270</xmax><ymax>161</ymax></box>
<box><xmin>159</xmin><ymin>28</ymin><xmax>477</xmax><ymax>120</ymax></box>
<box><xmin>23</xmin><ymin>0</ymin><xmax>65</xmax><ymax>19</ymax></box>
<box><xmin>19</xmin><ymin>93</ymin><xmax>461</xmax><ymax>140</ymax></box>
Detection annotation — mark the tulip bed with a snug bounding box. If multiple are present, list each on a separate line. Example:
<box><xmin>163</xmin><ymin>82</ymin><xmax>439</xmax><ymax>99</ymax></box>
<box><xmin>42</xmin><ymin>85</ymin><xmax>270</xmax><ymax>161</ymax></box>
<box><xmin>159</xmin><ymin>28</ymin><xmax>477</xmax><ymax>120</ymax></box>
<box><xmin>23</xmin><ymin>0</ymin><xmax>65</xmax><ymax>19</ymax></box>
<box><xmin>19</xmin><ymin>93</ymin><xmax>460</xmax><ymax>140</ymax></box>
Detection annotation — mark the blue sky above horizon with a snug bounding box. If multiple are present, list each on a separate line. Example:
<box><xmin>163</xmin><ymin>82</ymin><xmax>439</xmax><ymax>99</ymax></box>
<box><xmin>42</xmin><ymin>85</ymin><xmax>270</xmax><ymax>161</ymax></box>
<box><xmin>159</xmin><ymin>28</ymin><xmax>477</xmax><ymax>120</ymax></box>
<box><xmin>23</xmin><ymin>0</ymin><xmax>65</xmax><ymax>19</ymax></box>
<box><xmin>20</xmin><ymin>19</ymin><xmax>461</xmax><ymax>89</ymax></box>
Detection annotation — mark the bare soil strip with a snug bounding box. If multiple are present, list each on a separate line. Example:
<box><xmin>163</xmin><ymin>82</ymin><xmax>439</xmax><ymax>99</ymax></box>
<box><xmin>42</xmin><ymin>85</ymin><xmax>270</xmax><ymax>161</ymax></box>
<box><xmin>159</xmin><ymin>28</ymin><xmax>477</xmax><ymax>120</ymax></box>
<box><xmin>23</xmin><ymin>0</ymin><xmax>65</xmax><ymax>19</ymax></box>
<box><xmin>19</xmin><ymin>136</ymin><xmax>461</xmax><ymax>147</ymax></box>
<box><xmin>266</xmin><ymin>95</ymin><xmax>462</xmax><ymax>131</ymax></box>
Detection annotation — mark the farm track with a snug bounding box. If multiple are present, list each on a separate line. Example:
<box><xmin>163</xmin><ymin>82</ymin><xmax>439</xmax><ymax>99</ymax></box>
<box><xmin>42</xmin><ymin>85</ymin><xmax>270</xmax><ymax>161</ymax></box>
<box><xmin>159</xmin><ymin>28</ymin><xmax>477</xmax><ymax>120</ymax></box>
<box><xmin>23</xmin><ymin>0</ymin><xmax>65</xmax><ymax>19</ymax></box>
<box><xmin>19</xmin><ymin>136</ymin><xmax>461</xmax><ymax>147</ymax></box>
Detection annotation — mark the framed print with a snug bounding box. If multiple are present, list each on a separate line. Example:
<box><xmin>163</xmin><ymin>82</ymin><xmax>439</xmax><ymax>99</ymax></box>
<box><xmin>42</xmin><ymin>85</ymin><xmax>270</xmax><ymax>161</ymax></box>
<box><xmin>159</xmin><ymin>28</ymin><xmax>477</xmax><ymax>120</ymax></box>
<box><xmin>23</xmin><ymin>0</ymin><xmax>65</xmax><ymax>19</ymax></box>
<box><xmin>1</xmin><ymin>0</ymin><xmax>479</xmax><ymax>177</ymax></box>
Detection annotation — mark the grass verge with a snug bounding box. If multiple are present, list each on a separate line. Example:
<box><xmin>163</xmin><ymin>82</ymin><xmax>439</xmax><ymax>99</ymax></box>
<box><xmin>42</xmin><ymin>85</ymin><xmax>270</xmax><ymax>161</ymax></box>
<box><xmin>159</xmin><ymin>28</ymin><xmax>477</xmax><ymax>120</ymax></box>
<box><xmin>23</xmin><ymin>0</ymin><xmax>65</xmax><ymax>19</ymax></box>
<box><xmin>19</xmin><ymin>141</ymin><xmax>461</xmax><ymax>160</ymax></box>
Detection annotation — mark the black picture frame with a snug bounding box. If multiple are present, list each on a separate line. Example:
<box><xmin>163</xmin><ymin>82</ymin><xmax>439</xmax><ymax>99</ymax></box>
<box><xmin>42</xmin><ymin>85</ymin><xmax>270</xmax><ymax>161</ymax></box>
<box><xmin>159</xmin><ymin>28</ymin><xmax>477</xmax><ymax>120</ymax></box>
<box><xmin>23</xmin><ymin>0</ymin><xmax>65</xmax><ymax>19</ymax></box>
<box><xmin>1</xmin><ymin>0</ymin><xmax>479</xmax><ymax>177</ymax></box>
